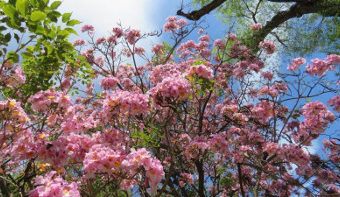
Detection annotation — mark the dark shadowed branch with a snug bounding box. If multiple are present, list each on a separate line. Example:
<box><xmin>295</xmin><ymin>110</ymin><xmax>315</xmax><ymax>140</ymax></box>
<box><xmin>177</xmin><ymin>0</ymin><xmax>226</xmax><ymax>21</ymax></box>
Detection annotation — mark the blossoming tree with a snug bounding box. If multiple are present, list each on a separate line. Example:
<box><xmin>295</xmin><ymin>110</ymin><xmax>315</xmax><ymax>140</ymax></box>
<box><xmin>0</xmin><ymin>13</ymin><xmax>339</xmax><ymax>197</ymax></box>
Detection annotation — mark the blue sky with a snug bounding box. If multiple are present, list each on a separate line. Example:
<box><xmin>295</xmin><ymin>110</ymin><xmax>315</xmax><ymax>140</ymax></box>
<box><xmin>59</xmin><ymin>0</ymin><xmax>226</xmax><ymax>41</ymax></box>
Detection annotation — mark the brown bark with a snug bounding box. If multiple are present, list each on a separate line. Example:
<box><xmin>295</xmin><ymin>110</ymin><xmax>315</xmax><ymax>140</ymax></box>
<box><xmin>195</xmin><ymin>160</ymin><xmax>205</xmax><ymax>197</ymax></box>
<box><xmin>177</xmin><ymin>0</ymin><xmax>226</xmax><ymax>21</ymax></box>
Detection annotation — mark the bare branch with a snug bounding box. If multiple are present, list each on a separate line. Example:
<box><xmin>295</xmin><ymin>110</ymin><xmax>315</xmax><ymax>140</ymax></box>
<box><xmin>177</xmin><ymin>0</ymin><xmax>226</xmax><ymax>21</ymax></box>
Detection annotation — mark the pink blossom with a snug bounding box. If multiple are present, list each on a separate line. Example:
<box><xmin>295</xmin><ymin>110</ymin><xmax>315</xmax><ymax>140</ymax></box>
<box><xmin>250</xmin><ymin>23</ymin><xmax>262</xmax><ymax>31</ymax></box>
<box><xmin>30</xmin><ymin>171</ymin><xmax>80</xmax><ymax>197</ymax></box>
<box><xmin>83</xmin><ymin>144</ymin><xmax>124</xmax><ymax>175</ymax></box>
<box><xmin>152</xmin><ymin>44</ymin><xmax>164</xmax><ymax>55</ymax></box>
<box><xmin>149</xmin><ymin>76</ymin><xmax>191</xmax><ymax>103</ymax></box>
<box><xmin>287</xmin><ymin>57</ymin><xmax>306</xmax><ymax>71</ymax></box>
<box><xmin>261</xmin><ymin>71</ymin><xmax>273</xmax><ymax>80</ymax></box>
<box><xmin>163</xmin><ymin>16</ymin><xmax>187</xmax><ymax>32</ymax></box>
<box><xmin>11</xmin><ymin>67</ymin><xmax>26</xmax><ymax>87</ymax></box>
<box><xmin>187</xmin><ymin>64</ymin><xmax>213</xmax><ymax>79</ymax></box>
<box><xmin>259</xmin><ymin>40</ymin><xmax>276</xmax><ymax>54</ymax></box>
<box><xmin>300</xmin><ymin>101</ymin><xmax>335</xmax><ymax>135</ymax></box>
<box><xmin>214</xmin><ymin>39</ymin><xmax>225</xmax><ymax>49</ymax></box>
<box><xmin>101</xmin><ymin>76</ymin><xmax>119</xmax><ymax>90</ymax></box>
<box><xmin>96</xmin><ymin>37</ymin><xmax>106</xmax><ymax>45</ymax></box>
<box><xmin>81</xmin><ymin>24</ymin><xmax>94</xmax><ymax>33</ymax></box>
<box><xmin>228</xmin><ymin>33</ymin><xmax>237</xmax><ymax>41</ymax></box>
<box><xmin>121</xmin><ymin>148</ymin><xmax>164</xmax><ymax>192</ymax></box>
<box><xmin>326</xmin><ymin>54</ymin><xmax>340</xmax><ymax>65</ymax></box>
<box><xmin>73</xmin><ymin>39</ymin><xmax>85</xmax><ymax>46</ymax></box>
<box><xmin>112</xmin><ymin>27</ymin><xmax>124</xmax><ymax>38</ymax></box>
<box><xmin>199</xmin><ymin>35</ymin><xmax>210</xmax><ymax>42</ymax></box>
<box><xmin>306</xmin><ymin>58</ymin><xmax>334</xmax><ymax>76</ymax></box>
<box><xmin>103</xmin><ymin>91</ymin><xmax>149</xmax><ymax>115</ymax></box>
<box><xmin>125</xmin><ymin>29</ymin><xmax>141</xmax><ymax>45</ymax></box>
<box><xmin>328</xmin><ymin>95</ymin><xmax>340</xmax><ymax>112</ymax></box>
<box><xmin>107</xmin><ymin>35</ymin><xmax>117</xmax><ymax>44</ymax></box>
<box><xmin>252</xmin><ymin>100</ymin><xmax>275</xmax><ymax>123</ymax></box>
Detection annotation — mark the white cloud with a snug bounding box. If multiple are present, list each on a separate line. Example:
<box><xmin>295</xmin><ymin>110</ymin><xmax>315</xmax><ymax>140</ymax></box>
<box><xmin>59</xmin><ymin>0</ymin><xmax>162</xmax><ymax>33</ymax></box>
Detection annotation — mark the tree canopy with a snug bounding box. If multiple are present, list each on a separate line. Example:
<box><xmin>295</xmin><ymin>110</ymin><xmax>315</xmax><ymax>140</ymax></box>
<box><xmin>178</xmin><ymin>0</ymin><xmax>340</xmax><ymax>54</ymax></box>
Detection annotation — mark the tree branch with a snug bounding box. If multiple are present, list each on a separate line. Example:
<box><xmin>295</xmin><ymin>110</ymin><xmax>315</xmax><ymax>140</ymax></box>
<box><xmin>252</xmin><ymin>0</ymin><xmax>339</xmax><ymax>49</ymax></box>
<box><xmin>195</xmin><ymin>160</ymin><xmax>205</xmax><ymax>197</ymax></box>
<box><xmin>177</xmin><ymin>0</ymin><xmax>226</xmax><ymax>21</ymax></box>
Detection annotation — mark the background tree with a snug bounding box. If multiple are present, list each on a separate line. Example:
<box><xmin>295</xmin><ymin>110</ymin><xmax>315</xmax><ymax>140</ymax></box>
<box><xmin>177</xmin><ymin>0</ymin><xmax>340</xmax><ymax>54</ymax></box>
<box><xmin>0</xmin><ymin>0</ymin><xmax>93</xmax><ymax>100</ymax></box>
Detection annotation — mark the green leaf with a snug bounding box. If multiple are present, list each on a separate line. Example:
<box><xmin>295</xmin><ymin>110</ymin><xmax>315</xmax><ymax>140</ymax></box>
<box><xmin>2</xmin><ymin>4</ymin><xmax>17</xmax><ymax>19</ymax></box>
<box><xmin>0</xmin><ymin>26</ymin><xmax>6</xmax><ymax>31</ymax></box>
<box><xmin>58</xmin><ymin>29</ymin><xmax>69</xmax><ymax>37</ymax></box>
<box><xmin>30</xmin><ymin>11</ymin><xmax>47</xmax><ymax>21</ymax></box>
<box><xmin>65</xmin><ymin>27</ymin><xmax>78</xmax><ymax>35</ymax></box>
<box><xmin>50</xmin><ymin>1</ymin><xmax>62</xmax><ymax>9</ymax></box>
<box><xmin>4</xmin><ymin>33</ymin><xmax>11</xmax><ymax>43</ymax></box>
<box><xmin>14</xmin><ymin>33</ymin><xmax>20</xmax><ymax>43</ymax></box>
<box><xmin>66</xmin><ymin>19</ymin><xmax>81</xmax><ymax>26</ymax></box>
<box><xmin>62</xmin><ymin>12</ymin><xmax>72</xmax><ymax>23</ymax></box>
<box><xmin>7</xmin><ymin>51</ymin><xmax>19</xmax><ymax>63</ymax></box>
<box><xmin>16</xmin><ymin>0</ymin><xmax>27</xmax><ymax>15</ymax></box>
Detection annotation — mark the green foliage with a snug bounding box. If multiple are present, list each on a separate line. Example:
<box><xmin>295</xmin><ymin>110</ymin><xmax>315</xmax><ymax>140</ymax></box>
<box><xmin>81</xmin><ymin>176</ymin><xmax>130</xmax><ymax>197</ymax></box>
<box><xmin>0</xmin><ymin>0</ymin><xmax>91</xmax><ymax>98</ymax></box>
<box><xmin>193</xmin><ymin>0</ymin><xmax>339</xmax><ymax>55</ymax></box>
<box><xmin>286</xmin><ymin>15</ymin><xmax>340</xmax><ymax>55</ymax></box>
<box><xmin>131</xmin><ymin>125</ymin><xmax>161</xmax><ymax>149</ymax></box>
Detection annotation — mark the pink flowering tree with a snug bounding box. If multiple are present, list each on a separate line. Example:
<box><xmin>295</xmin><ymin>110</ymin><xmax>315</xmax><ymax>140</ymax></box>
<box><xmin>0</xmin><ymin>15</ymin><xmax>339</xmax><ymax>197</ymax></box>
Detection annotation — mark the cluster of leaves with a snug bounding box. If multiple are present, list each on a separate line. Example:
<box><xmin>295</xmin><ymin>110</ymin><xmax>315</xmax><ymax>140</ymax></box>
<box><xmin>0</xmin><ymin>0</ymin><xmax>93</xmax><ymax>99</ymax></box>
<box><xmin>192</xmin><ymin>0</ymin><xmax>340</xmax><ymax>54</ymax></box>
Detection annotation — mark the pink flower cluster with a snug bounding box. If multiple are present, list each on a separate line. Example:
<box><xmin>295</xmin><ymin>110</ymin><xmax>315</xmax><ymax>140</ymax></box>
<box><xmin>152</xmin><ymin>44</ymin><xmax>164</xmax><ymax>55</ymax></box>
<box><xmin>232</xmin><ymin>59</ymin><xmax>264</xmax><ymax>78</ymax></box>
<box><xmin>252</xmin><ymin>100</ymin><xmax>275</xmax><ymax>123</ymax></box>
<box><xmin>328</xmin><ymin>95</ymin><xmax>340</xmax><ymax>112</ymax></box>
<box><xmin>259</xmin><ymin>40</ymin><xmax>276</xmax><ymax>54</ymax></box>
<box><xmin>149</xmin><ymin>76</ymin><xmax>191</xmax><ymax>102</ymax></box>
<box><xmin>125</xmin><ymin>29</ymin><xmax>141</xmax><ymax>45</ymax></box>
<box><xmin>103</xmin><ymin>91</ymin><xmax>149</xmax><ymax>115</ymax></box>
<box><xmin>187</xmin><ymin>64</ymin><xmax>214</xmax><ymax>79</ymax></box>
<box><xmin>112</xmin><ymin>27</ymin><xmax>124</xmax><ymax>38</ymax></box>
<box><xmin>30</xmin><ymin>171</ymin><xmax>80</xmax><ymax>197</ymax></box>
<box><xmin>176</xmin><ymin>36</ymin><xmax>211</xmax><ymax>59</ymax></box>
<box><xmin>261</xmin><ymin>71</ymin><xmax>274</xmax><ymax>80</ymax></box>
<box><xmin>179</xmin><ymin>173</ymin><xmax>194</xmax><ymax>187</ymax></box>
<box><xmin>0</xmin><ymin>99</ymin><xmax>29</xmax><ymax>125</ymax></box>
<box><xmin>81</xmin><ymin>24</ymin><xmax>94</xmax><ymax>33</ymax></box>
<box><xmin>306</xmin><ymin>57</ymin><xmax>335</xmax><ymax>76</ymax></box>
<box><xmin>150</xmin><ymin>63</ymin><xmax>184</xmax><ymax>84</ymax></box>
<box><xmin>323</xmin><ymin>139</ymin><xmax>340</xmax><ymax>163</ymax></box>
<box><xmin>83</xmin><ymin>144</ymin><xmax>124</xmax><ymax>175</ymax></box>
<box><xmin>0</xmin><ymin>65</ymin><xmax>26</xmax><ymax>88</ymax></box>
<box><xmin>73</xmin><ymin>39</ymin><xmax>85</xmax><ymax>46</ymax></box>
<box><xmin>101</xmin><ymin>76</ymin><xmax>120</xmax><ymax>90</ymax></box>
<box><xmin>258</xmin><ymin>82</ymin><xmax>288</xmax><ymax>97</ymax></box>
<box><xmin>28</xmin><ymin>90</ymin><xmax>71</xmax><ymax>112</ymax></box>
<box><xmin>122</xmin><ymin>148</ymin><xmax>164</xmax><ymax>193</ymax></box>
<box><xmin>300</xmin><ymin>101</ymin><xmax>335</xmax><ymax>135</ymax></box>
<box><xmin>163</xmin><ymin>16</ymin><xmax>187</xmax><ymax>32</ymax></box>
<box><xmin>287</xmin><ymin>57</ymin><xmax>306</xmax><ymax>71</ymax></box>
<box><xmin>326</xmin><ymin>54</ymin><xmax>340</xmax><ymax>65</ymax></box>
<box><xmin>250</xmin><ymin>23</ymin><xmax>262</xmax><ymax>31</ymax></box>
<box><xmin>214</xmin><ymin>39</ymin><xmax>225</xmax><ymax>49</ymax></box>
